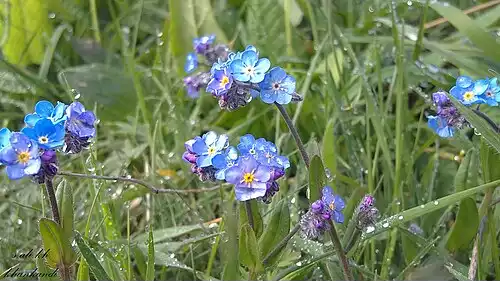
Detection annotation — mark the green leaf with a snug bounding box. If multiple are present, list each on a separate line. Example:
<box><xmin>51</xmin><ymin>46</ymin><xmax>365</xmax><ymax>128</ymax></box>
<box><xmin>239</xmin><ymin>200</ymin><xmax>263</xmax><ymax>238</ymax></box>
<box><xmin>363</xmin><ymin>178</ymin><xmax>500</xmax><ymax>240</ymax></box>
<box><xmin>239</xmin><ymin>223</ymin><xmax>261</xmax><ymax>271</ymax></box>
<box><xmin>133</xmin><ymin>223</ymin><xmax>203</xmax><ymax>244</ymax></box>
<box><xmin>278</xmin><ymin>0</ymin><xmax>303</xmax><ymax>26</ymax></box>
<box><xmin>480</xmin><ymin>139</ymin><xmax>500</xmax><ymax>182</ymax></box>
<box><xmin>454</xmin><ymin>149</ymin><xmax>478</xmax><ymax>192</ymax></box>
<box><xmin>56</xmin><ymin>180</ymin><xmax>74</xmax><ymax>242</ymax></box>
<box><xmin>315</xmin><ymin>50</ymin><xmax>344</xmax><ymax>87</ymax></box>
<box><xmin>153</xmin><ymin>251</ymin><xmax>219</xmax><ymax>281</ymax></box>
<box><xmin>76</xmin><ymin>258</ymin><xmax>89</xmax><ymax>281</ymax></box>
<box><xmin>146</xmin><ymin>226</ymin><xmax>155</xmax><ymax>281</ymax></box>
<box><xmin>38</xmin><ymin>218</ymin><xmax>65</xmax><ymax>268</ymax></box>
<box><xmin>258</xmin><ymin>201</ymin><xmax>291</xmax><ymax>267</ymax></box>
<box><xmin>446</xmin><ymin>198</ymin><xmax>479</xmax><ymax>252</ymax></box>
<box><xmin>429</xmin><ymin>2</ymin><xmax>500</xmax><ymax>62</ymax></box>
<box><xmin>222</xmin><ymin>203</ymin><xmax>240</xmax><ymax>281</ymax></box>
<box><xmin>308</xmin><ymin>155</ymin><xmax>327</xmax><ymax>203</ymax></box>
<box><xmin>74</xmin><ymin>233</ymin><xmax>112</xmax><ymax>281</ymax></box>
<box><xmin>322</xmin><ymin>119</ymin><xmax>337</xmax><ymax>178</ymax></box>
<box><xmin>36</xmin><ymin>256</ymin><xmax>58</xmax><ymax>281</ymax></box>
<box><xmin>0</xmin><ymin>70</ymin><xmax>35</xmax><ymax>93</ymax></box>
<box><xmin>448</xmin><ymin>94</ymin><xmax>500</xmax><ymax>153</ymax></box>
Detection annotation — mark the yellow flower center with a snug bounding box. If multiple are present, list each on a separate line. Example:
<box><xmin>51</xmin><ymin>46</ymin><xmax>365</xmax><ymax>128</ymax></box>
<box><xmin>220</xmin><ymin>76</ymin><xmax>230</xmax><ymax>87</ymax></box>
<box><xmin>38</xmin><ymin>136</ymin><xmax>49</xmax><ymax>144</ymax></box>
<box><xmin>17</xmin><ymin>151</ymin><xmax>30</xmax><ymax>164</ymax></box>
<box><xmin>207</xmin><ymin>146</ymin><xmax>217</xmax><ymax>156</ymax></box>
<box><xmin>329</xmin><ymin>202</ymin><xmax>335</xmax><ymax>210</ymax></box>
<box><xmin>242</xmin><ymin>172</ymin><xmax>255</xmax><ymax>184</ymax></box>
<box><xmin>463</xmin><ymin>91</ymin><xmax>475</xmax><ymax>101</ymax></box>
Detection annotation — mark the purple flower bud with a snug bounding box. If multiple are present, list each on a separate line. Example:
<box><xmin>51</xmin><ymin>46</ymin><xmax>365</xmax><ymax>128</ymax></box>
<box><xmin>311</xmin><ymin>200</ymin><xmax>324</xmax><ymax>213</ymax></box>
<box><xmin>432</xmin><ymin>91</ymin><xmax>449</xmax><ymax>106</ymax></box>
<box><xmin>322</xmin><ymin>212</ymin><xmax>331</xmax><ymax>220</ymax></box>
<box><xmin>41</xmin><ymin>149</ymin><xmax>57</xmax><ymax>162</ymax></box>
<box><xmin>270</xmin><ymin>168</ymin><xmax>285</xmax><ymax>181</ymax></box>
<box><xmin>182</xmin><ymin>151</ymin><xmax>197</xmax><ymax>164</ymax></box>
<box><xmin>359</xmin><ymin>194</ymin><xmax>375</xmax><ymax>211</ymax></box>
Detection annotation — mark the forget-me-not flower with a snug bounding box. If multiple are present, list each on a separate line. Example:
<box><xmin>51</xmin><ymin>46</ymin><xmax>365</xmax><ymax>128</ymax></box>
<box><xmin>22</xmin><ymin>119</ymin><xmax>65</xmax><ymax>150</ymax></box>
<box><xmin>192</xmin><ymin>131</ymin><xmax>228</xmax><ymax>167</ymax></box>
<box><xmin>206</xmin><ymin>68</ymin><xmax>233</xmax><ymax>96</ymax></box>
<box><xmin>229</xmin><ymin>49</ymin><xmax>270</xmax><ymax>83</ymax></box>
<box><xmin>427</xmin><ymin>115</ymin><xmax>454</xmax><ymax>138</ymax></box>
<box><xmin>0</xmin><ymin>132</ymin><xmax>41</xmax><ymax>180</ymax></box>
<box><xmin>212</xmin><ymin>146</ymin><xmax>239</xmax><ymax>180</ymax></box>
<box><xmin>476</xmin><ymin>78</ymin><xmax>500</xmax><ymax>106</ymax></box>
<box><xmin>184</xmin><ymin>52</ymin><xmax>198</xmax><ymax>73</ymax></box>
<box><xmin>66</xmin><ymin>102</ymin><xmax>96</xmax><ymax>138</ymax></box>
<box><xmin>259</xmin><ymin>67</ymin><xmax>296</xmax><ymax>105</ymax></box>
<box><xmin>321</xmin><ymin>186</ymin><xmax>345</xmax><ymax>223</ymax></box>
<box><xmin>450</xmin><ymin>75</ymin><xmax>486</xmax><ymax>105</ymax></box>
<box><xmin>193</xmin><ymin>34</ymin><xmax>215</xmax><ymax>54</ymax></box>
<box><xmin>24</xmin><ymin>101</ymin><xmax>67</xmax><ymax>127</ymax></box>
<box><xmin>225</xmin><ymin>156</ymin><xmax>271</xmax><ymax>201</ymax></box>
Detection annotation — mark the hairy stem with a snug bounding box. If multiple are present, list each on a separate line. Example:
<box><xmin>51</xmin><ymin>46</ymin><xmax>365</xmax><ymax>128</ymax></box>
<box><xmin>327</xmin><ymin>221</ymin><xmax>354</xmax><ymax>281</ymax></box>
<box><xmin>274</xmin><ymin>103</ymin><xmax>310</xmax><ymax>167</ymax></box>
<box><xmin>473</xmin><ymin>109</ymin><xmax>500</xmax><ymax>133</ymax></box>
<box><xmin>245</xmin><ymin>201</ymin><xmax>254</xmax><ymax>230</ymax></box>
<box><xmin>262</xmin><ymin>224</ymin><xmax>300</xmax><ymax>265</ymax></box>
<box><xmin>57</xmin><ymin>171</ymin><xmax>225</xmax><ymax>194</ymax></box>
<box><xmin>45</xmin><ymin>179</ymin><xmax>60</xmax><ymax>224</ymax></box>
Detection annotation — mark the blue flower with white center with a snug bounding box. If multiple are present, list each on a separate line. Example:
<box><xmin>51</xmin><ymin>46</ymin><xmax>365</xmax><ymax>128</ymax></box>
<box><xmin>237</xmin><ymin>134</ymin><xmax>258</xmax><ymax>156</ymax></box>
<box><xmin>192</xmin><ymin>131</ymin><xmax>229</xmax><ymax>168</ymax></box>
<box><xmin>193</xmin><ymin>34</ymin><xmax>215</xmax><ymax>54</ymax></box>
<box><xmin>321</xmin><ymin>186</ymin><xmax>345</xmax><ymax>223</ymax></box>
<box><xmin>259</xmin><ymin>67</ymin><xmax>296</xmax><ymax>105</ymax></box>
<box><xmin>225</xmin><ymin>156</ymin><xmax>272</xmax><ymax>201</ymax></box>
<box><xmin>450</xmin><ymin>75</ymin><xmax>486</xmax><ymax>105</ymax></box>
<box><xmin>66</xmin><ymin>102</ymin><xmax>97</xmax><ymax>138</ymax></box>
<box><xmin>212</xmin><ymin>146</ymin><xmax>239</xmax><ymax>180</ymax></box>
<box><xmin>184</xmin><ymin>52</ymin><xmax>198</xmax><ymax>73</ymax></box>
<box><xmin>24</xmin><ymin>101</ymin><xmax>67</xmax><ymax>127</ymax></box>
<box><xmin>206</xmin><ymin>68</ymin><xmax>233</xmax><ymax>96</ymax></box>
<box><xmin>427</xmin><ymin>115</ymin><xmax>454</xmax><ymax>138</ymax></box>
<box><xmin>229</xmin><ymin>49</ymin><xmax>270</xmax><ymax>83</ymax></box>
<box><xmin>477</xmin><ymin>78</ymin><xmax>500</xmax><ymax>106</ymax></box>
<box><xmin>0</xmin><ymin>132</ymin><xmax>41</xmax><ymax>180</ymax></box>
<box><xmin>254</xmin><ymin>139</ymin><xmax>290</xmax><ymax>169</ymax></box>
<box><xmin>21</xmin><ymin>119</ymin><xmax>65</xmax><ymax>150</ymax></box>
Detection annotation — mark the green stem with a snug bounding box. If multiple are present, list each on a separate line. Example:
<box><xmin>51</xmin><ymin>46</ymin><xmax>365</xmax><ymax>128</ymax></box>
<box><xmin>89</xmin><ymin>0</ymin><xmax>101</xmax><ymax>43</ymax></box>
<box><xmin>473</xmin><ymin>109</ymin><xmax>500</xmax><ymax>133</ymax></box>
<box><xmin>45</xmin><ymin>179</ymin><xmax>60</xmax><ymax>224</ymax></box>
<box><xmin>327</xmin><ymin>221</ymin><xmax>354</xmax><ymax>281</ymax></box>
<box><xmin>262</xmin><ymin>224</ymin><xmax>300</xmax><ymax>265</ymax></box>
<box><xmin>245</xmin><ymin>201</ymin><xmax>254</xmax><ymax>230</ymax></box>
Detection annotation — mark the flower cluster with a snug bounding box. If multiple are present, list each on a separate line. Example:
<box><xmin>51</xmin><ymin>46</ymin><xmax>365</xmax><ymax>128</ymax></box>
<box><xmin>428</xmin><ymin>76</ymin><xmax>500</xmax><ymax>138</ymax></box>
<box><xmin>206</xmin><ymin>45</ymin><xmax>301</xmax><ymax>111</ymax></box>
<box><xmin>355</xmin><ymin>195</ymin><xmax>379</xmax><ymax>230</ymax></box>
<box><xmin>182</xmin><ymin>132</ymin><xmax>289</xmax><ymax>203</ymax></box>
<box><xmin>183</xmin><ymin>35</ymin><xmax>230</xmax><ymax>98</ymax></box>
<box><xmin>0</xmin><ymin>100</ymin><xmax>96</xmax><ymax>182</ymax></box>
<box><xmin>299</xmin><ymin>186</ymin><xmax>345</xmax><ymax>240</ymax></box>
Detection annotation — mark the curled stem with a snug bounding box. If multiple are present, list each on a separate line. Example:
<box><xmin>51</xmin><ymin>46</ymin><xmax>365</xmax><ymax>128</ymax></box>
<box><xmin>57</xmin><ymin>171</ymin><xmax>225</xmax><ymax>194</ymax></box>
<box><xmin>262</xmin><ymin>224</ymin><xmax>300</xmax><ymax>265</ymax></box>
<box><xmin>44</xmin><ymin>179</ymin><xmax>60</xmax><ymax>224</ymax></box>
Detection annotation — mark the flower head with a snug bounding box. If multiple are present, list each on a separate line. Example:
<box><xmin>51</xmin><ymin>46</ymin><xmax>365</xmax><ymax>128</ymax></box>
<box><xmin>183</xmin><ymin>72</ymin><xmax>211</xmax><ymax>99</ymax></box>
<box><xmin>225</xmin><ymin>156</ymin><xmax>272</xmax><ymax>201</ymax></box>
<box><xmin>432</xmin><ymin>91</ymin><xmax>449</xmax><ymax>107</ymax></box>
<box><xmin>427</xmin><ymin>115</ymin><xmax>455</xmax><ymax>138</ymax></box>
<box><xmin>32</xmin><ymin>150</ymin><xmax>58</xmax><ymax>184</ymax></box>
<box><xmin>24</xmin><ymin>101</ymin><xmax>67</xmax><ymax>127</ymax></box>
<box><xmin>192</xmin><ymin>131</ymin><xmax>228</xmax><ymax>167</ymax></box>
<box><xmin>212</xmin><ymin>146</ymin><xmax>239</xmax><ymax>180</ymax></box>
<box><xmin>66</xmin><ymin>102</ymin><xmax>96</xmax><ymax>138</ymax></box>
<box><xmin>321</xmin><ymin>186</ymin><xmax>346</xmax><ymax>223</ymax></box>
<box><xmin>184</xmin><ymin>52</ymin><xmax>198</xmax><ymax>73</ymax></box>
<box><xmin>450</xmin><ymin>75</ymin><xmax>486</xmax><ymax>105</ymax></box>
<box><xmin>259</xmin><ymin>67</ymin><xmax>296</xmax><ymax>105</ymax></box>
<box><xmin>22</xmin><ymin>119</ymin><xmax>65</xmax><ymax>149</ymax></box>
<box><xmin>229</xmin><ymin>49</ymin><xmax>270</xmax><ymax>83</ymax></box>
<box><xmin>193</xmin><ymin>34</ymin><xmax>215</xmax><ymax>54</ymax></box>
<box><xmin>356</xmin><ymin>195</ymin><xmax>379</xmax><ymax>229</ymax></box>
<box><xmin>206</xmin><ymin>68</ymin><xmax>233</xmax><ymax>97</ymax></box>
<box><xmin>0</xmin><ymin>132</ymin><xmax>41</xmax><ymax>180</ymax></box>
<box><xmin>478</xmin><ymin>78</ymin><xmax>500</xmax><ymax>106</ymax></box>
<box><xmin>254</xmin><ymin>139</ymin><xmax>290</xmax><ymax>169</ymax></box>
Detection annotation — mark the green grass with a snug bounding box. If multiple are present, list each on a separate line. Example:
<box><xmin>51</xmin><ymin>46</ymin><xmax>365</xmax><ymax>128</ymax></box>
<box><xmin>1</xmin><ymin>0</ymin><xmax>500</xmax><ymax>280</ymax></box>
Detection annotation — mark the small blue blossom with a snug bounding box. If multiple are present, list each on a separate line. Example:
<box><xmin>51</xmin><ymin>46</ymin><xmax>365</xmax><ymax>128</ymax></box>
<box><xmin>193</xmin><ymin>34</ymin><xmax>215</xmax><ymax>54</ymax></box>
<box><xmin>237</xmin><ymin>134</ymin><xmax>258</xmax><ymax>156</ymax></box>
<box><xmin>0</xmin><ymin>128</ymin><xmax>12</xmax><ymax>153</ymax></box>
<box><xmin>321</xmin><ymin>186</ymin><xmax>345</xmax><ymax>223</ymax></box>
<box><xmin>427</xmin><ymin>115</ymin><xmax>454</xmax><ymax>138</ymax></box>
<box><xmin>225</xmin><ymin>156</ymin><xmax>271</xmax><ymax>201</ymax></box>
<box><xmin>254</xmin><ymin>139</ymin><xmax>290</xmax><ymax>169</ymax></box>
<box><xmin>212</xmin><ymin>146</ymin><xmax>239</xmax><ymax>180</ymax></box>
<box><xmin>0</xmin><ymin>132</ymin><xmax>41</xmax><ymax>180</ymax></box>
<box><xmin>25</xmin><ymin>101</ymin><xmax>67</xmax><ymax>127</ymax></box>
<box><xmin>229</xmin><ymin>49</ymin><xmax>270</xmax><ymax>83</ymax></box>
<box><xmin>259</xmin><ymin>67</ymin><xmax>296</xmax><ymax>105</ymax></box>
<box><xmin>66</xmin><ymin>102</ymin><xmax>96</xmax><ymax>138</ymax></box>
<box><xmin>22</xmin><ymin>119</ymin><xmax>65</xmax><ymax>150</ymax></box>
<box><xmin>450</xmin><ymin>75</ymin><xmax>486</xmax><ymax>105</ymax></box>
<box><xmin>206</xmin><ymin>68</ymin><xmax>233</xmax><ymax>96</ymax></box>
<box><xmin>184</xmin><ymin>52</ymin><xmax>198</xmax><ymax>73</ymax></box>
<box><xmin>192</xmin><ymin>131</ymin><xmax>229</xmax><ymax>168</ymax></box>
<box><xmin>477</xmin><ymin>78</ymin><xmax>500</xmax><ymax>106</ymax></box>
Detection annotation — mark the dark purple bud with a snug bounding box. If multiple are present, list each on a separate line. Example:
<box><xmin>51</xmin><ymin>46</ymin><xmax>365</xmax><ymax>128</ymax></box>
<box><xmin>182</xmin><ymin>151</ymin><xmax>197</xmax><ymax>164</ymax></box>
<box><xmin>311</xmin><ymin>200</ymin><xmax>324</xmax><ymax>213</ymax></box>
<box><xmin>359</xmin><ymin>194</ymin><xmax>375</xmax><ymax>211</ymax></box>
<box><xmin>432</xmin><ymin>91</ymin><xmax>449</xmax><ymax>106</ymax></box>
<box><xmin>41</xmin><ymin>150</ymin><xmax>57</xmax><ymax>162</ymax></box>
<box><xmin>322</xmin><ymin>212</ymin><xmax>331</xmax><ymax>220</ymax></box>
<box><xmin>270</xmin><ymin>168</ymin><xmax>285</xmax><ymax>181</ymax></box>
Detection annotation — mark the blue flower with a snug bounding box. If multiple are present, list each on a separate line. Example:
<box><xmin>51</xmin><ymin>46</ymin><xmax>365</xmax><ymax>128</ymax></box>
<box><xmin>21</xmin><ymin>119</ymin><xmax>65</xmax><ymax>150</ymax></box>
<box><xmin>66</xmin><ymin>102</ymin><xmax>96</xmax><ymax>138</ymax></box>
<box><xmin>0</xmin><ymin>128</ymin><xmax>11</xmax><ymax>153</ymax></box>
<box><xmin>427</xmin><ymin>115</ymin><xmax>454</xmax><ymax>138</ymax></box>
<box><xmin>212</xmin><ymin>146</ymin><xmax>239</xmax><ymax>180</ymax></box>
<box><xmin>192</xmin><ymin>131</ymin><xmax>228</xmax><ymax>167</ymax></box>
<box><xmin>25</xmin><ymin>101</ymin><xmax>67</xmax><ymax>127</ymax></box>
<box><xmin>321</xmin><ymin>186</ymin><xmax>345</xmax><ymax>223</ymax></box>
<box><xmin>259</xmin><ymin>67</ymin><xmax>296</xmax><ymax>105</ymax></box>
<box><xmin>450</xmin><ymin>75</ymin><xmax>486</xmax><ymax>105</ymax></box>
<box><xmin>254</xmin><ymin>139</ymin><xmax>290</xmax><ymax>169</ymax></box>
<box><xmin>225</xmin><ymin>156</ymin><xmax>271</xmax><ymax>201</ymax></box>
<box><xmin>206</xmin><ymin>68</ymin><xmax>233</xmax><ymax>96</ymax></box>
<box><xmin>237</xmin><ymin>134</ymin><xmax>259</xmax><ymax>156</ymax></box>
<box><xmin>0</xmin><ymin>132</ymin><xmax>41</xmax><ymax>180</ymax></box>
<box><xmin>184</xmin><ymin>52</ymin><xmax>198</xmax><ymax>73</ymax></box>
<box><xmin>432</xmin><ymin>91</ymin><xmax>449</xmax><ymax>107</ymax></box>
<box><xmin>193</xmin><ymin>34</ymin><xmax>215</xmax><ymax>54</ymax></box>
<box><xmin>229</xmin><ymin>49</ymin><xmax>270</xmax><ymax>83</ymax></box>
<box><xmin>477</xmin><ymin>78</ymin><xmax>500</xmax><ymax>106</ymax></box>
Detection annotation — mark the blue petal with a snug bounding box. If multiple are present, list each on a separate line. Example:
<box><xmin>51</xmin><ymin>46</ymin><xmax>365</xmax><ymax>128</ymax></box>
<box><xmin>21</xmin><ymin>127</ymin><xmax>37</xmax><ymax>142</ymax></box>
<box><xmin>10</xmin><ymin>132</ymin><xmax>31</xmax><ymax>151</ymax></box>
<box><xmin>473</xmin><ymin>79</ymin><xmax>489</xmax><ymax>95</ymax></box>
<box><xmin>245</xmin><ymin>45</ymin><xmax>257</xmax><ymax>53</ymax></box>
<box><xmin>238</xmin><ymin>134</ymin><xmax>256</xmax><ymax>154</ymax></box>
<box><xmin>0</xmin><ymin>147</ymin><xmax>17</xmax><ymax>165</ymax></box>
<box><xmin>227</xmin><ymin>146</ymin><xmax>238</xmax><ymax>160</ymax></box>
<box><xmin>215</xmin><ymin>134</ymin><xmax>228</xmax><ymax>151</ymax></box>
<box><xmin>24</xmin><ymin>114</ymin><xmax>41</xmax><ymax>127</ymax></box>
<box><xmin>0</xmin><ymin>128</ymin><xmax>11</xmax><ymax>150</ymax></box>
<box><xmin>456</xmin><ymin>76</ymin><xmax>473</xmax><ymax>88</ymax></box>
<box><xmin>184</xmin><ymin>53</ymin><xmax>198</xmax><ymax>73</ymax></box>
<box><xmin>333</xmin><ymin>211</ymin><xmax>344</xmax><ymax>224</ymax></box>
<box><xmin>250</xmin><ymin>58</ymin><xmax>271</xmax><ymax>83</ymax></box>
<box><xmin>254</xmin><ymin>165</ymin><xmax>271</xmax><ymax>182</ymax></box>
<box><xmin>449</xmin><ymin>86</ymin><xmax>464</xmax><ymax>100</ymax></box>
<box><xmin>229</xmin><ymin>60</ymin><xmax>249</xmax><ymax>82</ymax></box>
<box><xmin>212</xmin><ymin>154</ymin><xmax>227</xmax><ymax>169</ymax></box>
<box><xmin>275</xmin><ymin>92</ymin><xmax>292</xmax><ymax>105</ymax></box>
<box><xmin>260</xmin><ymin>90</ymin><xmax>276</xmax><ymax>104</ymax></box>
<box><xmin>6</xmin><ymin>164</ymin><xmax>26</xmax><ymax>180</ymax></box>
<box><xmin>215</xmin><ymin>169</ymin><xmax>226</xmax><ymax>180</ymax></box>
<box><xmin>196</xmin><ymin>155</ymin><xmax>213</xmax><ymax>168</ymax></box>
<box><xmin>24</xmin><ymin>158</ymin><xmax>41</xmax><ymax>175</ymax></box>
<box><xmin>203</xmin><ymin>131</ymin><xmax>218</xmax><ymax>146</ymax></box>
<box><xmin>334</xmin><ymin>195</ymin><xmax>345</xmax><ymax>210</ymax></box>
<box><xmin>281</xmin><ymin>75</ymin><xmax>296</xmax><ymax>94</ymax></box>
<box><xmin>235</xmin><ymin>183</ymin><xmax>267</xmax><ymax>201</ymax></box>
<box><xmin>269</xmin><ymin>67</ymin><xmax>287</xmax><ymax>81</ymax></box>
<box><xmin>34</xmin><ymin>101</ymin><xmax>54</xmax><ymax>117</ymax></box>
<box><xmin>225</xmin><ymin>166</ymin><xmax>242</xmax><ymax>184</ymax></box>
<box><xmin>52</xmin><ymin>102</ymin><xmax>67</xmax><ymax>122</ymax></box>
<box><xmin>192</xmin><ymin>139</ymin><xmax>208</xmax><ymax>155</ymax></box>
<box><xmin>241</xmin><ymin>50</ymin><xmax>258</xmax><ymax>67</ymax></box>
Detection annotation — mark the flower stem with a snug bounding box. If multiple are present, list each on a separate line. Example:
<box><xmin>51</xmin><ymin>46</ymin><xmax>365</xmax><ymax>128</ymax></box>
<box><xmin>262</xmin><ymin>224</ymin><xmax>300</xmax><ymax>265</ymax></box>
<box><xmin>274</xmin><ymin>103</ymin><xmax>310</xmax><ymax>167</ymax></box>
<box><xmin>57</xmin><ymin>171</ymin><xmax>224</xmax><ymax>194</ymax></box>
<box><xmin>45</xmin><ymin>179</ymin><xmax>60</xmax><ymax>224</ymax></box>
<box><xmin>473</xmin><ymin>109</ymin><xmax>500</xmax><ymax>133</ymax></box>
<box><xmin>327</xmin><ymin>221</ymin><xmax>354</xmax><ymax>281</ymax></box>
<box><xmin>245</xmin><ymin>201</ymin><xmax>254</xmax><ymax>230</ymax></box>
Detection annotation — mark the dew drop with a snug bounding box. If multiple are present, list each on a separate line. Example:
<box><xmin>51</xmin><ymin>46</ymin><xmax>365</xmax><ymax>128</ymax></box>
<box><xmin>17</xmin><ymin>219</ymin><xmax>23</xmax><ymax>225</ymax></box>
<box><xmin>382</xmin><ymin>222</ymin><xmax>390</xmax><ymax>228</ymax></box>
<box><xmin>368</xmin><ymin>6</ymin><xmax>374</xmax><ymax>12</ymax></box>
<box><xmin>434</xmin><ymin>200</ymin><xmax>439</xmax><ymax>205</ymax></box>
<box><xmin>420</xmin><ymin>204</ymin><xmax>425</xmax><ymax>208</ymax></box>
<box><xmin>365</xmin><ymin>225</ymin><xmax>375</xmax><ymax>233</ymax></box>
<box><xmin>296</xmin><ymin>261</ymin><xmax>302</xmax><ymax>266</ymax></box>
<box><xmin>407</xmin><ymin>0</ymin><xmax>412</xmax><ymax>5</ymax></box>
<box><xmin>398</xmin><ymin>215</ymin><xmax>403</xmax><ymax>220</ymax></box>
